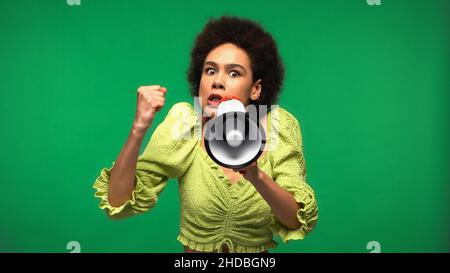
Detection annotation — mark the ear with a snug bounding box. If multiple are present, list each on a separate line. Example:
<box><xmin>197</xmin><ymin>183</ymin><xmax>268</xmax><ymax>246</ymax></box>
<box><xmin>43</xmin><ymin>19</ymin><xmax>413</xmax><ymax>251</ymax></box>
<box><xmin>250</xmin><ymin>79</ymin><xmax>262</xmax><ymax>101</ymax></box>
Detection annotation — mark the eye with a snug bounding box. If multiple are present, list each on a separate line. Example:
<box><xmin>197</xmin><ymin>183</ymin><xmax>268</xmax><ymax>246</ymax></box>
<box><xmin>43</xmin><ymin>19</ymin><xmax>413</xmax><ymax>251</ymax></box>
<box><xmin>229</xmin><ymin>70</ymin><xmax>240</xmax><ymax>78</ymax></box>
<box><xmin>205</xmin><ymin>68</ymin><xmax>215</xmax><ymax>75</ymax></box>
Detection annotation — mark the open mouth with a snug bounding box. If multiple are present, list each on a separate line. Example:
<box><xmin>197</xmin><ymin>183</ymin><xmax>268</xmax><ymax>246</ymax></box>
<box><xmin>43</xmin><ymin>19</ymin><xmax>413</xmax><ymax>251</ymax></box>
<box><xmin>207</xmin><ymin>94</ymin><xmax>223</xmax><ymax>106</ymax></box>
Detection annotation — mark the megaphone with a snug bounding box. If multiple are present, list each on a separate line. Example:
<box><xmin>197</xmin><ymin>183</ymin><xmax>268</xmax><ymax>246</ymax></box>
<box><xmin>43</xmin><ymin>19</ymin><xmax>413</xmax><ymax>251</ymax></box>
<box><xmin>204</xmin><ymin>97</ymin><xmax>266</xmax><ymax>169</ymax></box>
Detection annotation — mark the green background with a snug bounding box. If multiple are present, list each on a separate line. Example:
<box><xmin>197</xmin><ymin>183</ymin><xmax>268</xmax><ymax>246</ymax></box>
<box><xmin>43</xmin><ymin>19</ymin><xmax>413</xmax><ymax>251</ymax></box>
<box><xmin>0</xmin><ymin>0</ymin><xmax>448</xmax><ymax>253</ymax></box>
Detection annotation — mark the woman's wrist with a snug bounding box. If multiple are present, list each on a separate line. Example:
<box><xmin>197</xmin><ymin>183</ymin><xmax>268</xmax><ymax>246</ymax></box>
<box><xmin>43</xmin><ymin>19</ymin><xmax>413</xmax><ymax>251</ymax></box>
<box><xmin>245</xmin><ymin>167</ymin><xmax>266</xmax><ymax>185</ymax></box>
<box><xmin>131</xmin><ymin>121</ymin><xmax>150</xmax><ymax>138</ymax></box>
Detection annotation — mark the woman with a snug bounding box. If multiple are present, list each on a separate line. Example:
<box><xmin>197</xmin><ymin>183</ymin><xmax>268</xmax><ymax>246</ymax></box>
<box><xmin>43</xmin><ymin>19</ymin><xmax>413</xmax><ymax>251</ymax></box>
<box><xmin>93</xmin><ymin>16</ymin><xmax>318</xmax><ymax>253</ymax></box>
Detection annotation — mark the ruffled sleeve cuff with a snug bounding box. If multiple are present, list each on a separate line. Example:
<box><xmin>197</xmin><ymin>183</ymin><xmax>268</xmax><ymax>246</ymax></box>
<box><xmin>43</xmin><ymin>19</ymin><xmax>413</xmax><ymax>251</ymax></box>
<box><xmin>269</xmin><ymin>186</ymin><xmax>318</xmax><ymax>243</ymax></box>
<box><xmin>92</xmin><ymin>165</ymin><xmax>159</xmax><ymax>219</ymax></box>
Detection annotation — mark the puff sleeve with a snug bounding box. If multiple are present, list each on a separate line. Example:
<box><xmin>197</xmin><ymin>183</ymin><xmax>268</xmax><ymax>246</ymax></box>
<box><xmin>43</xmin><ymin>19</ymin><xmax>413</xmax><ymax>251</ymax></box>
<box><xmin>269</xmin><ymin>108</ymin><xmax>318</xmax><ymax>242</ymax></box>
<box><xmin>93</xmin><ymin>102</ymin><xmax>199</xmax><ymax>219</ymax></box>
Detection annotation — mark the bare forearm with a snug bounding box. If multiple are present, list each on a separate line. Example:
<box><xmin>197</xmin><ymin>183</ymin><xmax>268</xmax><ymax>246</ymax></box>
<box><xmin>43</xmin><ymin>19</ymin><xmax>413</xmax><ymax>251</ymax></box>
<box><xmin>250</xmin><ymin>170</ymin><xmax>302</xmax><ymax>230</ymax></box>
<box><xmin>108</xmin><ymin>124</ymin><xmax>148</xmax><ymax>207</ymax></box>
<box><xmin>107</xmin><ymin>85</ymin><xmax>167</xmax><ymax>207</ymax></box>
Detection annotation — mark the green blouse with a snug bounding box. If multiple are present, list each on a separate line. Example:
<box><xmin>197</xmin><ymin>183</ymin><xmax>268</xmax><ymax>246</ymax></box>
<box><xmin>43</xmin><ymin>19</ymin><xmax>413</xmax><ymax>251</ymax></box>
<box><xmin>93</xmin><ymin>102</ymin><xmax>318</xmax><ymax>253</ymax></box>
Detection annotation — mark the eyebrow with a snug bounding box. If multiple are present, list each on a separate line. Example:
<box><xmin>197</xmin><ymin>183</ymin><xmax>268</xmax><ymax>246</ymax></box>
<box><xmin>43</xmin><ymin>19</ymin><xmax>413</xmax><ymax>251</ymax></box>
<box><xmin>204</xmin><ymin>61</ymin><xmax>247</xmax><ymax>72</ymax></box>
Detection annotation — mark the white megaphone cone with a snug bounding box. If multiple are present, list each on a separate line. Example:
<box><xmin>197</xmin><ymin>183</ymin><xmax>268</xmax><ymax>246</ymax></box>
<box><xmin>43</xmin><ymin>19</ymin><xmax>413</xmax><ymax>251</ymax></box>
<box><xmin>204</xmin><ymin>96</ymin><xmax>266</xmax><ymax>169</ymax></box>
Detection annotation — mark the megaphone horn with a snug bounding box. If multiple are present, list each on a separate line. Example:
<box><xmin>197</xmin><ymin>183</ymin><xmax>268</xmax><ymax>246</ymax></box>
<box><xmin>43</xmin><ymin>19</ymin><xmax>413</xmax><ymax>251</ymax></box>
<box><xmin>204</xmin><ymin>97</ymin><xmax>266</xmax><ymax>169</ymax></box>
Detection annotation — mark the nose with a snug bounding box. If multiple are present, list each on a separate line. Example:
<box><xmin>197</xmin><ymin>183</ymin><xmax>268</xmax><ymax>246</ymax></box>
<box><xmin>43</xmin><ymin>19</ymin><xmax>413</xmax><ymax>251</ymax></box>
<box><xmin>212</xmin><ymin>74</ymin><xmax>225</xmax><ymax>90</ymax></box>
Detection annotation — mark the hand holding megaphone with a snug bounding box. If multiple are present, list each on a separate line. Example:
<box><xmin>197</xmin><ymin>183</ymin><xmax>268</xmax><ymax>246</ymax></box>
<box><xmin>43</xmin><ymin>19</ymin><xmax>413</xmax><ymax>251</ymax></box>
<box><xmin>231</xmin><ymin>160</ymin><xmax>260</xmax><ymax>181</ymax></box>
<box><xmin>204</xmin><ymin>97</ymin><xmax>266</xmax><ymax>170</ymax></box>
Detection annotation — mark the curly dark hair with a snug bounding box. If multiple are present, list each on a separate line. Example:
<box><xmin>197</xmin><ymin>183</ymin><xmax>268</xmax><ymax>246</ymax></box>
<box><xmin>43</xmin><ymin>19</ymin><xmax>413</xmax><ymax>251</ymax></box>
<box><xmin>187</xmin><ymin>16</ymin><xmax>285</xmax><ymax>106</ymax></box>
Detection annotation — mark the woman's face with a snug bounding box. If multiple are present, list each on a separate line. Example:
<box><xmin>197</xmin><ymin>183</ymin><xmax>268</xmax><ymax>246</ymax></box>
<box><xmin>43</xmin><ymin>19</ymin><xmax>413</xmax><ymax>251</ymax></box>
<box><xmin>199</xmin><ymin>43</ymin><xmax>261</xmax><ymax>117</ymax></box>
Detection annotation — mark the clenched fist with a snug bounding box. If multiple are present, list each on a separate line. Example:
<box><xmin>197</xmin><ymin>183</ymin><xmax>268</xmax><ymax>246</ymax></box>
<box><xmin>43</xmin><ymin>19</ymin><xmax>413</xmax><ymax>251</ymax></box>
<box><xmin>133</xmin><ymin>85</ymin><xmax>167</xmax><ymax>133</ymax></box>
